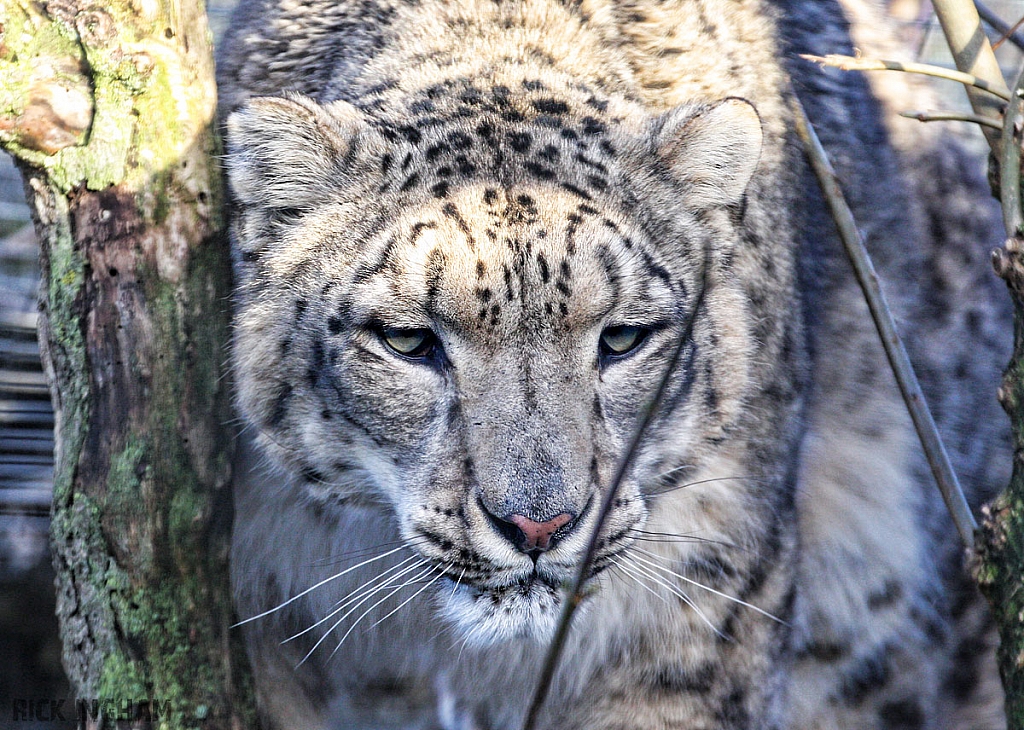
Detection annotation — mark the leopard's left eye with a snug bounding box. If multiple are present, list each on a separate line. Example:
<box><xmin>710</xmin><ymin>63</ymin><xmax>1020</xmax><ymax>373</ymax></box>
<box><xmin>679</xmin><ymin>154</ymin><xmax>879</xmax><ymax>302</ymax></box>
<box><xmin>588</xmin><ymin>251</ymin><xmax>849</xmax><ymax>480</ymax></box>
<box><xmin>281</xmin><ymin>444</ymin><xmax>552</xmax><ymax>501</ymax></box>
<box><xmin>599</xmin><ymin>325</ymin><xmax>648</xmax><ymax>358</ymax></box>
<box><xmin>379</xmin><ymin>327</ymin><xmax>438</xmax><ymax>359</ymax></box>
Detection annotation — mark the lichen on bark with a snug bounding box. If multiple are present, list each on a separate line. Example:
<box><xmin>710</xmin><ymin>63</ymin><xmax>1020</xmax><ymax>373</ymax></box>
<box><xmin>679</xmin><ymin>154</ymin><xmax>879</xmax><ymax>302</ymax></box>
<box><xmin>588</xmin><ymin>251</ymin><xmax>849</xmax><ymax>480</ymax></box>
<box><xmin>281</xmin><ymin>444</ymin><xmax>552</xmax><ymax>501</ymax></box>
<box><xmin>0</xmin><ymin>0</ymin><xmax>254</xmax><ymax>727</ymax></box>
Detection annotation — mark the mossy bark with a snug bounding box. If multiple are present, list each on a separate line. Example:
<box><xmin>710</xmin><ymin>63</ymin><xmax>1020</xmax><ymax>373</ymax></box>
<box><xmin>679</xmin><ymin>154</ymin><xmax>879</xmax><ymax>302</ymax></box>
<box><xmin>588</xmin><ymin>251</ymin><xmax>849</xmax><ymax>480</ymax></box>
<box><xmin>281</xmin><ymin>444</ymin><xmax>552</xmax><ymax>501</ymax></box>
<box><xmin>986</xmin><ymin>239</ymin><xmax>1024</xmax><ymax>725</ymax></box>
<box><xmin>0</xmin><ymin>1</ymin><xmax>255</xmax><ymax>727</ymax></box>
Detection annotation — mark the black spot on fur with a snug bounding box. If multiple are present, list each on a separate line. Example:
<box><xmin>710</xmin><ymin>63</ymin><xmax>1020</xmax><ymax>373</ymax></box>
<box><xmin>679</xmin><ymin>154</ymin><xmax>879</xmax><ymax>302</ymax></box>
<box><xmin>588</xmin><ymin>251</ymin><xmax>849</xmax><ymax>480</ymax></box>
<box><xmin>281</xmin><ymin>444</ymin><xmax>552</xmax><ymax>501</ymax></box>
<box><xmin>560</xmin><ymin>182</ymin><xmax>592</xmax><ymax>200</ymax></box>
<box><xmin>410</xmin><ymin>220</ymin><xmax>438</xmax><ymax>243</ymax></box>
<box><xmin>267</xmin><ymin>383</ymin><xmax>292</xmax><ymax>427</ymax></box>
<box><xmin>399</xmin><ymin>173</ymin><xmax>420</xmax><ymax>191</ymax></box>
<box><xmin>399</xmin><ymin>126</ymin><xmax>422</xmax><ymax>144</ymax></box>
<box><xmin>867</xmin><ymin>580</ymin><xmax>903</xmax><ymax>610</ymax></box>
<box><xmin>943</xmin><ymin>634</ymin><xmax>985</xmax><ymax>700</ymax></box>
<box><xmin>449</xmin><ymin>131</ymin><xmax>473</xmax><ymax>150</ymax></box>
<box><xmin>716</xmin><ymin>688</ymin><xmax>749</xmax><ymax>728</ymax></box>
<box><xmin>840</xmin><ymin>648</ymin><xmax>890</xmax><ymax>704</ymax></box>
<box><xmin>878</xmin><ymin>700</ymin><xmax>925</xmax><ymax>730</ymax></box>
<box><xmin>646</xmin><ymin>662</ymin><xmax>715</xmax><ymax>693</ymax></box>
<box><xmin>307</xmin><ymin>338</ymin><xmax>326</xmax><ymax>387</ymax></box>
<box><xmin>328</xmin><ymin>316</ymin><xmax>343</xmax><ymax>335</ymax></box>
<box><xmin>426</xmin><ymin>143</ymin><xmax>448</xmax><ymax>161</ymax></box>
<box><xmin>581</xmin><ymin>117</ymin><xmax>606</xmax><ymax>135</ymax></box>
<box><xmin>294</xmin><ymin>299</ymin><xmax>308</xmax><ymax>320</ymax></box>
<box><xmin>538</xmin><ymin>144</ymin><xmax>560</xmax><ymax>162</ymax></box>
<box><xmin>537</xmin><ymin>252</ymin><xmax>550</xmax><ymax>282</ymax></box>
<box><xmin>484</xmin><ymin>188</ymin><xmax>498</xmax><ymax>205</ymax></box>
<box><xmin>431</xmin><ymin>181</ymin><xmax>449</xmax><ymax>198</ymax></box>
<box><xmin>517</xmin><ymin>194</ymin><xmax>537</xmax><ymax>210</ymax></box>
<box><xmin>532</xmin><ymin>98</ymin><xmax>569</xmax><ymax>115</ymax></box>
<box><xmin>525</xmin><ymin>161</ymin><xmax>554</xmax><ymax>179</ymax></box>
<box><xmin>509</xmin><ymin>132</ymin><xmax>532</xmax><ymax>152</ymax></box>
<box><xmin>796</xmin><ymin>641</ymin><xmax>849</xmax><ymax>662</ymax></box>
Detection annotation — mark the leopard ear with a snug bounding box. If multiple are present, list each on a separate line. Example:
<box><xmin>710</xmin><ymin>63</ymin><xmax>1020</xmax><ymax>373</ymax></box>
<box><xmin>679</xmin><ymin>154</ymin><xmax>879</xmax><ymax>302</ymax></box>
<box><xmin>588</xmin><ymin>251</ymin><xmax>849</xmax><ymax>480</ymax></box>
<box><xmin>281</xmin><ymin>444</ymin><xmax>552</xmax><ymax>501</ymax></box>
<box><xmin>225</xmin><ymin>93</ymin><xmax>366</xmax><ymax>209</ymax></box>
<box><xmin>655</xmin><ymin>98</ymin><xmax>762</xmax><ymax>210</ymax></box>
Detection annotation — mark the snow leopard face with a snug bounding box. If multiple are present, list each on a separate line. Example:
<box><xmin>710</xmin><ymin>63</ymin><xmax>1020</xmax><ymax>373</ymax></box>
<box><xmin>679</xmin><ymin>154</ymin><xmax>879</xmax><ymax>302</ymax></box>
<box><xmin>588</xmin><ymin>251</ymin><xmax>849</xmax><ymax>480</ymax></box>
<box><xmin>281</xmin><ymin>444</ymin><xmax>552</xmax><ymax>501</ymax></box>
<box><xmin>226</xmin><ymin>91</ymin><xmax>762</xmax><ymax>644</ymax></box>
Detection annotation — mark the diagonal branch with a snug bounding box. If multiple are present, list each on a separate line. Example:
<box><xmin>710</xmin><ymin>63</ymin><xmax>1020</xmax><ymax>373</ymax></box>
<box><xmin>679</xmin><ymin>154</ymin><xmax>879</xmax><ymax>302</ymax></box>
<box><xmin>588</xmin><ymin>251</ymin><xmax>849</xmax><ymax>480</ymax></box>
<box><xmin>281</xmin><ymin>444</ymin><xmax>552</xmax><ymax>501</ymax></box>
<box><xmin>790</xmin><ymin>95</ymin><xmax>978</xmax><ymax>548</ymax></box>
<box><xmin>521</xmin><ymin>265</ymin><xmax>709</xmax><ymax>730</ymax></box>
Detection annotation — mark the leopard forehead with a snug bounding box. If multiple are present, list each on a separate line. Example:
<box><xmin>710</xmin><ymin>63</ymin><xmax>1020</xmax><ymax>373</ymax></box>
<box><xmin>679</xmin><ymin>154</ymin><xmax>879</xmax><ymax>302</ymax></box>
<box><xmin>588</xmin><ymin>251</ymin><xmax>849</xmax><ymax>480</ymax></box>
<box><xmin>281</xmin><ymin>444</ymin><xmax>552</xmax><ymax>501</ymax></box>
<box><xmin>342</xmin><ymin>184</ymin><xmax>687</xmax><ymax>339</ymax></box>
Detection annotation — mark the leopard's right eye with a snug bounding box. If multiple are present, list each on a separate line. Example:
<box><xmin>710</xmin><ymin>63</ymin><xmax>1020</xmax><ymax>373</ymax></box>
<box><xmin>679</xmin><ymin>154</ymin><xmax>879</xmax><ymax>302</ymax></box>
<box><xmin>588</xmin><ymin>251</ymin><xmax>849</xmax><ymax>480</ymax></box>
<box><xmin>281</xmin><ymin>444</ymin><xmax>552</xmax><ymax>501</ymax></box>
<box><xmin>599</xmin><ymin>325</ymin><xmax>649</xmax><ymax>359</ymax></box>
<box><xmin>378</xmin><ymin>327</ymin><xmax>438</xmax><ymax>360</ymax></box>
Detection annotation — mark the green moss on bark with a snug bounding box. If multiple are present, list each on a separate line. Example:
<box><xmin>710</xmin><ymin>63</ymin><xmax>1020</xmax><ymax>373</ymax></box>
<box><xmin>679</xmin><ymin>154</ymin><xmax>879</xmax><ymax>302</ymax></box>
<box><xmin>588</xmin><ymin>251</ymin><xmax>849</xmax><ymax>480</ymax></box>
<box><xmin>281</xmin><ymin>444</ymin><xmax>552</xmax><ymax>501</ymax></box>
<box><xmin>2</xmin><ymin>2</ymin><xmax>255</xmax><ymax>727</ymax></box>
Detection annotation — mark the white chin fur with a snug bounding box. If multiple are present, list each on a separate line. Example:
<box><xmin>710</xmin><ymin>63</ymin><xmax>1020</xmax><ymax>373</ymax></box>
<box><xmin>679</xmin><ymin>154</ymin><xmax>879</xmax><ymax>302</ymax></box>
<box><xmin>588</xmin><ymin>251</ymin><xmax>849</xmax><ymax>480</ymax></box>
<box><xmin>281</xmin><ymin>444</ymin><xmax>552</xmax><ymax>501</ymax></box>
<box><xmin>440</xmin><ymin>579</ymin><xmax>563</xmax><ymax>646</ymax></box>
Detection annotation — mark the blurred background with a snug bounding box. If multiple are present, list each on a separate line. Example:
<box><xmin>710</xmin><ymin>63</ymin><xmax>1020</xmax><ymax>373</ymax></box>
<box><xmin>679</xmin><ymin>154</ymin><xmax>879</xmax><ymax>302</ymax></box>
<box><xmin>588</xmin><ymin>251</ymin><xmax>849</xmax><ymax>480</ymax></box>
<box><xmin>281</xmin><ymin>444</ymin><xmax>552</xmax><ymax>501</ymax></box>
<box><xmin>1</xmin><ymin>0</ymin><xmax>1023</xmax><ymax>725</ymax></box>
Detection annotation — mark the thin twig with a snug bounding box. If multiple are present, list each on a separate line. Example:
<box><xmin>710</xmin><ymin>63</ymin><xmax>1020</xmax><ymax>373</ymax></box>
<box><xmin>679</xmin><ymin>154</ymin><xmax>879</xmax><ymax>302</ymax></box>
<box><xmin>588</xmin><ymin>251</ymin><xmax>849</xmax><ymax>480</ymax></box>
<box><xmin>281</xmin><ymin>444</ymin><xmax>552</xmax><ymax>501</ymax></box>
<box><xmin>521</xmin><ymin>265</ymin><xmax>709</xmax><ymax>730</ymax></box>
<box><xmin>976</xmin><ymin>0</ymin><xmax>1024</xmax><ymax>52</ymax></box>
<box><xmin>800</xmin><ymin>54</ymin><xmax>1010</xmax><ymax>101</ymax></box>
<box><xmin>928</xmin><ymin>0</ymin><xmax>1009</xmax><ymax>153</ymax></box>
<box><xmin>899</xmin><ymin>110</ymin><xmax>1003</xmax><ymax>130</ymax></box>
<box><xmin>1000</xmin><ymin>67</ymin><xmax>1024</xmax><ymax>238</ymax></box>
<box><xmin>791</xmin><ymin>95</ymin><xmax>978</xmax><ymax>548</ymax></box>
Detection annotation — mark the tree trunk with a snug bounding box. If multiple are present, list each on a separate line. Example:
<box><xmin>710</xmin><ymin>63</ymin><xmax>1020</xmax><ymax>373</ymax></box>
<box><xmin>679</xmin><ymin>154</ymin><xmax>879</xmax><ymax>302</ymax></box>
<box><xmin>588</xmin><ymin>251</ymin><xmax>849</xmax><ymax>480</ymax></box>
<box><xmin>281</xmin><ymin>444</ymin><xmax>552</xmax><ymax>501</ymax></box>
<box><xmin>0</xmin><ymin>1</ymin><xmax>254</xmax><ymax>726</ymax></box>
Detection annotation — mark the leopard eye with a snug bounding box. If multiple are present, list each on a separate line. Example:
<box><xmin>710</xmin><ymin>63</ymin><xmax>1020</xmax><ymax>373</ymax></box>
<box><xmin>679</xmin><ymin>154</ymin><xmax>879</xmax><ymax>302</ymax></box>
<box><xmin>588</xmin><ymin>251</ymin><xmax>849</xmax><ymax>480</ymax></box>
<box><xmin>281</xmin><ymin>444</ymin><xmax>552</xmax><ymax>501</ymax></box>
<box><xmin>379</xmin><ymin>327</ymin><xmax>437</xmax><ymax>359</ymax></box>
<box><xmin>599</xmin><ymin>325</ymin><xmax>648</xmax><ymax>358</ymax></box>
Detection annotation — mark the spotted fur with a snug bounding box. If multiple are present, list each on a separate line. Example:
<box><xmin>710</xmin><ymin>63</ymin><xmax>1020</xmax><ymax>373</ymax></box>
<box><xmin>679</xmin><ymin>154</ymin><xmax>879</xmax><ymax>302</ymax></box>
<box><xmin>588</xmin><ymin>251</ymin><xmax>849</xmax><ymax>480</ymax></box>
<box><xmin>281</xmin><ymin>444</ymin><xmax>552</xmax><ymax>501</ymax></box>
<box><xmin>219</xmin><ymin>0</ymin><xmax>1010</xmax><ymax>727</ymax></box>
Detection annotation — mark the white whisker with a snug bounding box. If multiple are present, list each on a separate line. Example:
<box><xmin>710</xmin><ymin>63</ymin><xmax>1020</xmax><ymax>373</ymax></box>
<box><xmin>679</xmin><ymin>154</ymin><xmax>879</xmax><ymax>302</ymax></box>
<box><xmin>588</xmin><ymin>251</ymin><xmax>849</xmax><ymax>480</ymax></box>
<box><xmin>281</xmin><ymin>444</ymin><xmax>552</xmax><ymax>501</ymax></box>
<box><xmin>325</xmin><ymin>564</ymin><xmax>442</xmax><ymax>660</ymax></box>
<box><xmin>370</xmin><ymin>563</ymin><xmax>451</xmax><ymax>629</ymax></box>
<box><xmin>647</xmin><ymin>474</ymin><xmax>764</xmax><ymax>498</ymax></box>
<box><xmin>284</xmin><ymin>555</ymin><xmax>424</xmax><ymax>642</ymax></box>
<box><xmin>445</xmin><ymin>566</ymin><xmax>467</xmax><ymax>612</ymax></box>
<box><xmin>612</xmin><ymin>559</ymin><xmax>669</xmax><ymax>604</ymax></box>
<box><xmin>234</xmin><ymin>544</ymin><xmax>412</xmax><ymax>627</ymax></box>
<box><xmin>300</xmin><ymin>561</ymin><xmax>435</xmax><ymax>666</ymax></box>
<box><xmin>623</xmin><ymin>556</ymin><xmax>725</xmax><ymax>638</ymax></box>
<box><xmin>631</xmin><ymin>549</ymin><xmax>785</xmax><ymax>625</ymax></box>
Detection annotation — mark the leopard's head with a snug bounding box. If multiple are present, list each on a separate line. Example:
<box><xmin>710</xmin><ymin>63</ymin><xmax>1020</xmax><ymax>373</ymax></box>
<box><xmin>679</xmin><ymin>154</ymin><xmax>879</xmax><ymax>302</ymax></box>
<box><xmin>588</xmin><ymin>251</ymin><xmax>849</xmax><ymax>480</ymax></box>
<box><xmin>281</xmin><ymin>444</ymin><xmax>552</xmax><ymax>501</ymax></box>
<box><xmin>225</xmin><ymin>91</ymin><xmax>762</xmax><ymax>644</ymax></box>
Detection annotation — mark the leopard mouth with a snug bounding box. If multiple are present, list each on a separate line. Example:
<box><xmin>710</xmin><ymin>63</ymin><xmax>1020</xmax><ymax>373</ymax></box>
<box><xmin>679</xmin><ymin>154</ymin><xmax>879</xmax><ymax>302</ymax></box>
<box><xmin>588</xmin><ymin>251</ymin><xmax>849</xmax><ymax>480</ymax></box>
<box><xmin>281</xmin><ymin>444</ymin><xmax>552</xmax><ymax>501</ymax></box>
<box><xmin>439</xmin><ymin>568</ymin><xmax>567</xmax><ymax>645</ymax></box>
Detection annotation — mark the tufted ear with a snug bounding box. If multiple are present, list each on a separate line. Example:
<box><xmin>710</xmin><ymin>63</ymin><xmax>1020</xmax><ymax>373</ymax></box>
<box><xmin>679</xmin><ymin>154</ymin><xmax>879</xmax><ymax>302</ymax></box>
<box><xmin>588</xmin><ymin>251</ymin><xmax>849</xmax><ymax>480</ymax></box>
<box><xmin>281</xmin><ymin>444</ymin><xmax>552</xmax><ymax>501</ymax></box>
<box><xmin>225</xmin><ymin>93</ymin><xmax>367</xmax><ymax>209</ymax></box>
<box><xmin>655</xmin><ymin>98</ymin><xmax>762</xmax><ymax>210</ymax></box>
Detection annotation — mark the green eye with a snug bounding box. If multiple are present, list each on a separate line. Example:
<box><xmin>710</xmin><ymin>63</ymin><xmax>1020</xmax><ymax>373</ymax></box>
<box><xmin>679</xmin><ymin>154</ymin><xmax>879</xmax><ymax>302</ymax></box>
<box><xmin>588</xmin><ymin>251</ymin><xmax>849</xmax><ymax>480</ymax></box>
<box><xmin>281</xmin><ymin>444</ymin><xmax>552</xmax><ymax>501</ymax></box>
<box><xmin>379</xmin><ymin>327</ymin><xmax>437</xmax><ymax>359</ymax></box>
<box><xmin>600</xmin><ymin>325</ymin><xmax>648</xmax><ymax>358</ymax></box>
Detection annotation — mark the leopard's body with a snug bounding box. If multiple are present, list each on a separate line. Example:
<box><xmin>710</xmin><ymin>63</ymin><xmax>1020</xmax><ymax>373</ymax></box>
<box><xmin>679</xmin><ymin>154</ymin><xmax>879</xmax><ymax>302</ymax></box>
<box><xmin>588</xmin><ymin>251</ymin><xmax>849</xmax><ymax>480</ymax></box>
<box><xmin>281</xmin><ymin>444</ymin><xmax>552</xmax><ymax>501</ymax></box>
<box><xmin>217</xmin><ymin>0</ymin><xmax>1011</xmax><ymax>727</ymax></box>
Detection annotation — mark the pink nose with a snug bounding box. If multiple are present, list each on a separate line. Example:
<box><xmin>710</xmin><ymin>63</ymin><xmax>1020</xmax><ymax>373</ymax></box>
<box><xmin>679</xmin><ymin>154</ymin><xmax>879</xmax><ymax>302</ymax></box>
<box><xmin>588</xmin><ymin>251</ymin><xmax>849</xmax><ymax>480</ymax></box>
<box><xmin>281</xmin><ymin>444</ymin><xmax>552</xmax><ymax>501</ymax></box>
<box><xmin>509</xmin><ymin>513</ymin><xmax>573</xmax><ymax>551</ymax></box>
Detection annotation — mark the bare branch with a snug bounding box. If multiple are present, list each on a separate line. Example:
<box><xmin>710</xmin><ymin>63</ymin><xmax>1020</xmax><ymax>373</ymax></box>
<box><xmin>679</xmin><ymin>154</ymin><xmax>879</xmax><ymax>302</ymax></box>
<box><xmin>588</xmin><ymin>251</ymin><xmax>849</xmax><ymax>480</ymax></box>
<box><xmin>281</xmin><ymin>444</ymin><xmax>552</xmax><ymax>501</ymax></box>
<box><xmin>522</xmin><ymin>267</ymin><xmax>709</xmax><ymax>730</ymax></box>
<box><xmin>790</xmin><ymin>95</ymin><xmax>978</xmax><ymax>548</ymax></box>
<box><xmin>975</xmin><ymin>0</ymin><xmax>1024</xmax><ymax>52</ymax></box>
<box><xmin>929</xmin><ymin>0</ymin><xmax>1009</xmax><ymax>151</ymax></box>
<box><xmin>1000</xmin><ymin>68</ymin><xmax>1024</xmax><ymax>238</ymax></box>
<box><xmin>899</xmin><ymin>110</ymin><xmax>1003</xmax><ymax>129</ymax></box>
<box><xmin>801</xmin><ymin>54</ymin><xmax>1010</xmax><ymax>102</ymax></box>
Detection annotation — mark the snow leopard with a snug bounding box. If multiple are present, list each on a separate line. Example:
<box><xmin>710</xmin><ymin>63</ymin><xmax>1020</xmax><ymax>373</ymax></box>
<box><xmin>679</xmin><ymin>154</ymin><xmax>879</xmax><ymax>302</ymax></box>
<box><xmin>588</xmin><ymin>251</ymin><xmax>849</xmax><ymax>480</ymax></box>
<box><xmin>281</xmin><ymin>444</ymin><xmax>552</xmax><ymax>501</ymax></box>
<box><xmin>216</xmin><ymin>0</ymin><xmax>1011</xmax><ymax>727</ymax></box>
